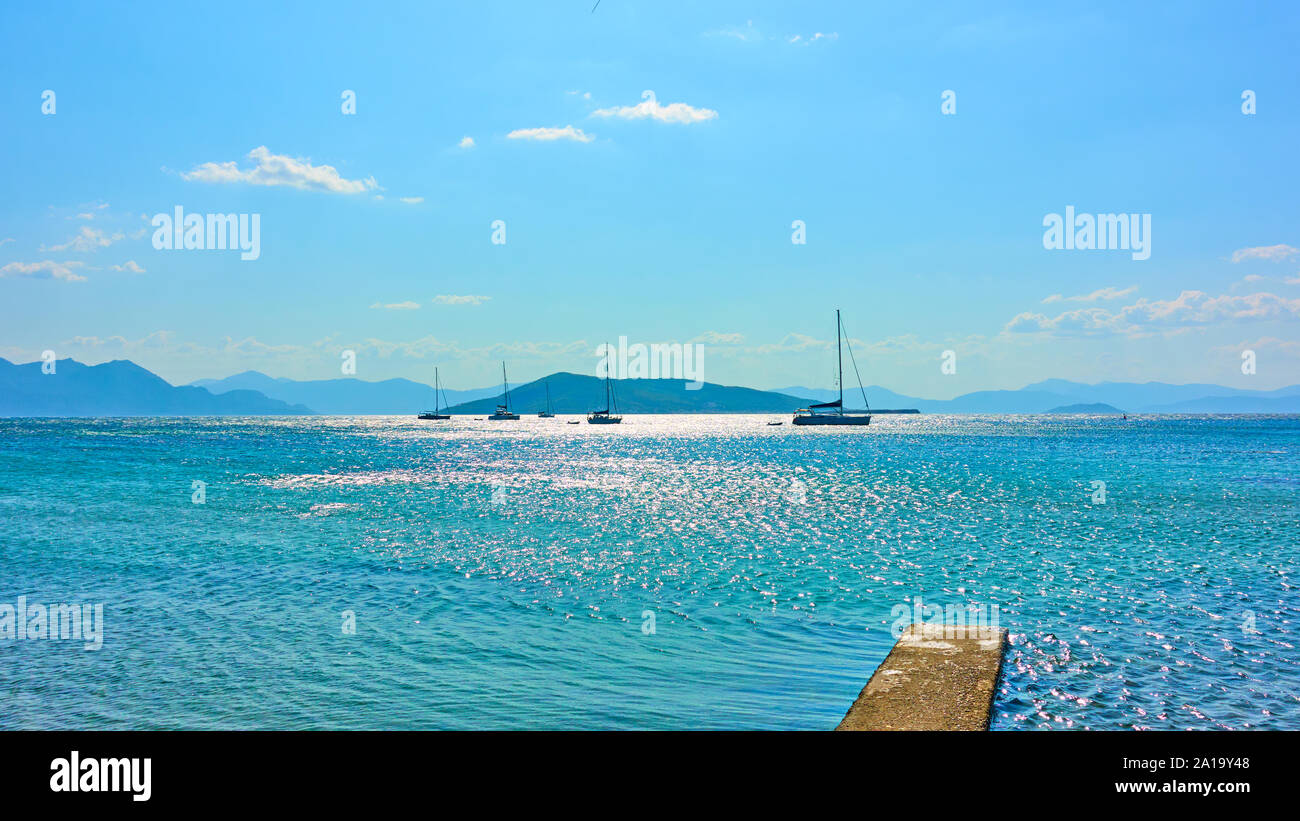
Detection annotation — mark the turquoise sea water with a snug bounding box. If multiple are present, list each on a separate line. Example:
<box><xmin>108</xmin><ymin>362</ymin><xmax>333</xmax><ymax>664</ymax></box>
<box><xmin>1</xmin><ymin>414</ymin><xmax>1297</xmax><ymax>730</ymax></box>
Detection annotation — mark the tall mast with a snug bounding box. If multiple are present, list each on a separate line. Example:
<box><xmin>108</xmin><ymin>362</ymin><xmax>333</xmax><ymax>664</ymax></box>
<box><xmin>501</xmin><ymin>362</ymin><xmax>509</xmax><ymax>410</ymax></box>
<box><xmin>604</xmin><ymin>345</ymin><xmax>611</xmax><ymax>410</ymax></box>
<box><xmin>435</xmin><ymin>367</ymin><xmax>440</xmax><ymax>414</ymax></box>
<box><xmin>836</xmin><ymin>309</ymin><xmax>843</xmax><ymax>408</ymax></box>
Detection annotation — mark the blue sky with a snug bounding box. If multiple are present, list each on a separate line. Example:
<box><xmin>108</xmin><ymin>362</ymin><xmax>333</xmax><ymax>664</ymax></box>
<box><xmin>2</xmin><ymin>1</ymin><xmax>1298</xmax><ymax>397</ymax></box>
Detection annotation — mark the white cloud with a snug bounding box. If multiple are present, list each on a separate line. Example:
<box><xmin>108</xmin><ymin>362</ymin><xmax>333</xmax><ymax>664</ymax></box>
<box><xmin>370</xmin><ymin>301</ymin><xmax>421</xmax><ymax>310</ymax></box>
<box><xmin>71</xmin><ymin>203</ymin><xmax>108</xmax><ymax>220</ymax></box>
<box><xmin>1231</xmin><ymin>244</ymin><xmax>1298</xmax><ymax>263</ymax></box>
<box><xmin>1041</xmin><ymin>285</ymin><xmax>1137</xmax><ymax>304</ymax></box>
<box><xmin>1008</xmin><ymin>290</ymin><xmax>1300</xmax><ymax>337</ymax></box>
<box><xmin>111</xmin><ymin>260</ymin><xmax>145</xmax><ymax>273</ymax></box>
<box><xmin>0</xmin><ymin>238</ymin><xmax>13</xmax><ymax>247</ymax></box>
<box><xmin>749</xmin><ymin>333</ymin><xmax>830</xmax><ymax>354</ymax></box>
<box><xmin>181</xmin><ymin>146</ymin><xmax>379</xmax><ymax>194</ymax></box>
<box><xmin>1130</xmin><ymin>291</ymin><xmax>1300</xmax><ymax>324</ymax></box>
<box><xmin>1216</xmin><ymin>336</ymin><xmax>1300</xmax><ymax>356</ymax></box>
<box><xmin>0</xmin><ymin>260</ymin><xmax>88</xmax><ymax>282</ymax></box>
<box><xmin>506</xmin><ymin>125</ymin><xmax>594</xmax><ymax>143</ymax></box>
<box><xmin>64</xmin><ymin>330</ymin><xmax>178</xmax><ymax>351</ymax></box>
<box><xmin>709</xmin><ymin>21</ymin><xmax>760</xmax><ymax>42</ymax></box>
<box><xmin>592</xmin><ymin>90</ymin><xmax>717</xmax><ymax>124</ymax></box>
<box><xmin>432</xmin><ymin>294</ymin><xmax>491</xmax><ymax>306</ymax></box>
<box><xmin>458</xmin><ymin>136</ymin><xmax>475</xmax><ymax>148</ymax></box>
<box><xmin>43</xmin><ymin>226</ymin><xmax>124</xmax><ymax>253</ymax></box>
<box><xmin>690</xmin><ymin>331</ymin><xmax>745</xmax><ymax>344</ymax></box>
<box><xmin>788</xmin><ymin>32</ymin><xmax>839</xmax><ymax>45</ymax></box>
<box><xmin>399</xmin><ymin>197</ymin><xmax>424</xmax><ymax>204</ymax></box>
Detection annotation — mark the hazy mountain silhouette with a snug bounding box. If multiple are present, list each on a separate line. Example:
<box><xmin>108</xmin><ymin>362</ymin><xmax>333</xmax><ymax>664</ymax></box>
<box><xmin>1047</xmin><ymin>402</ymin><xmax>1125</xmax><ymax>414</ymax></box>
<box><xmin>780</xmin><ymin>379</ymin><xmax>1300</xmax><ymax>413</ymax></box>
<box><xmin>191</xmin><ymin>370</ymin><xmax>498</xmax><ymax>414</ymax></box>
<box><xmin>444</xmin><ymin>372</ymin><xmax>808</xmax><ymax>414</ymax></box>
<box><xmin>5</xmin><ymin>358</ymin><xmax>1298</xmax><ymax>416</ymax></box>
<box><xmin>0</xmin><ymin>358</ymin><xmax>310</xmax><ymax>416</ymax></box>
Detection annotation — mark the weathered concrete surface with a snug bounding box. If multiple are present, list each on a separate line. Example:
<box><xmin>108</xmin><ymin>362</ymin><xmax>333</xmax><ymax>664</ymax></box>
<box><xmin>836</xmin><ymin>624</ymin><xmax>1007</xmax><ymax>731</ymax></box>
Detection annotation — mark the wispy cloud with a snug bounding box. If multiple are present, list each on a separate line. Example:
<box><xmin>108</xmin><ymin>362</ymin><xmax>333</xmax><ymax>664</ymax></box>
<box><xmin>1008</xmin><ymin>290</ymin><xmax>1300</xmax><ymax>337</ymax></box>
<box><xmin>690</xmin><ymin>331</ymin><xmax>745</xmax><ymax>345</ymax></box>
<box><xmin>708</xmin><ymin>21</ymin><xmax>761</xmax><ymax>42</ymax></box>
<box><xmin>1216</xmin><ymin>336</ymin><xmax>1300</xmax><ymax>356</ymax></box>
<box><xmin>1041</xmin><ymin>285</ymin><xmax>1137</xmax><ymax>304</ymax></box>
<box><xmin>0</xmin><ymin>238</ymin><xmax>13</xmax><ymax>247</ymax></box>
<box><xmin>787</xmin><ymin>32</ymin><xmax>838</xmax><ymax>45</ymax></box>
<box><xmin>181</xmin><ymin>146</ymin><xmax>379</xmax><ymax>194</ymax></box>
<box><xmin>62</xmin><ymin>330</ymin><xmax>180</xmax><ymax>352</ymax></box>
<box><xmin>70</xmin><ymin>202</ymin><xmax>109</xmax><ymax>220</ymax></box>
<box><xmin>0</xmin><ymin>260</ymin><xmax>88</xmax><ymax>282</ymax></box>
<box><xmin>709</xmin><ymin>22</ymin><xmax>837</xmax><ymax>46</ymax></box>
<box><xmin>506</xmin><ymin>125</ymin><xmax>594</xmax><ymax>143</ymax></box>
<box><xmin>458</xmin><ymin>136</ymin><xmax>475</xmax><ymax>148</ymax></box>
<box><xmin>398</xmin><ymin>197</ymin><xmax>424</xmax><ymax>205</ymax></box>
<box><xmin>370</xmin><ymin>301</ymin><xmax>421</xmax><ymax>310</ymax></box>
<box><xmin>592</xmin><ymin>91</ymin><xmax>717</xmax><ymax>124</ymax></box>
<box><xmin>111</xmin><ymin>260</ymin><xmax>145</xmax><ymax>273</ymax></box>
<box><xmin>432</xmin><ymin>294</ymin><xmax>491</xmax><ymax>306</ymax></box>
<box><xmin>1231</xmin><ymin>244</ymin><xmax>1298</xmax><ymax>263</ymax></box>
<box><xmin>42</xmin><ymin>226</ymin><xmax>124</xmax><ymax>253</ymax></box>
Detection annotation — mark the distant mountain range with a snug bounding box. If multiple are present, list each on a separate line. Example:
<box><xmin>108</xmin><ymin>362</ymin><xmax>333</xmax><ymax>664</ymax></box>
<box><xmin>0</xmin><ymin>358</ymin><xmax>309</xmax><ymax>416</ymax></box>
<box><xmin>442</xmin><ymin>372</ymin><xmax>808</xmax><ymax>414</ymax></box>
<box><xmin>3</xmin><ymin>357</ymin><xmax>1298</xmax><ymax>416</ymax></box>
<box><xmin>1047</xmin><ymin>402</ymin><xmax>1124</xmax><ymax>415</ymax></box>
<box><xmin>777</xmin><ymin>379</ymin><xmax>1300</xmax><ymax>414</ymax></box>
<box><xmin>190</xmin><ymin>370</ymin><xmax>499</xmax><ymax>414</ymax></box>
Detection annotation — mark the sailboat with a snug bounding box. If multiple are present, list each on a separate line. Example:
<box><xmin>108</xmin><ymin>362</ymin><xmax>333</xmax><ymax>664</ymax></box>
<box><xmin>417</xmin><ymin>367</ymin><xmax>452</xmax><ymax>420</ymax></box>
<box><xmin>487</xmin><ymin>362</ymin><xmax>520</xmax><ymax>420</ymax></box>
<box><xmin>793</xmin><ymin>309</ymin><xmax>871</xmax><ymax>426</ymax></box>
<box><xmin>587</xmin><ymin>345</ymin><xmax>623</xmax><ymax>424</ymax></box>
<box><xmin>537</xmin><ymin>379</ymin><xmax>555</xmax><ymax>418</ymax></box>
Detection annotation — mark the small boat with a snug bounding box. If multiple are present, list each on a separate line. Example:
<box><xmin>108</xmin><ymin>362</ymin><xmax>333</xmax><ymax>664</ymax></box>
<box><xmin>537</xmin><ymin>380</ymin><xmax>555</xmax><ymax>418</ymax></box>
<box><xmin>487</xmin><ymin>362</ymin><xmax>520</xmax><ymax>420</ymax></box>
<box><xmin>567</xmin><ymin>420</ymin><xmax>580</xmax><ymax>425</ymax></box>
<box><xmin>417</xmin><ymin>367</ymin><xmax>452</xmax><ymax>420</ymax></box>
<box><xmin>793</xmin><ymin>309</ymin><xmax>872</xmax><ymax>426</ymax></box>
<box><xmin>587</xmin><ymin>343</ymin><xmax>623</xmax><ymax>424</ymax></box>
<box><xmin>767</xmin><ymin>421</ymin><xmax>784</xmax><ymax>426</ymax></box>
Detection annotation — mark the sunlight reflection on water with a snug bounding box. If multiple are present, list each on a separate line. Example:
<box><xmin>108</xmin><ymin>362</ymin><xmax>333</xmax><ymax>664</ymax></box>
<box><xmin>2</xmin><ymin>414</ymin><xmax>1297</xmax><ymax>729</ymax></box>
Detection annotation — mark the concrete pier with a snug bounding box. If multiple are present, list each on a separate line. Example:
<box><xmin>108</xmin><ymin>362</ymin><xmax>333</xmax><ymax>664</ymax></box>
<box><xmin>836</xmin><ymin>624</ymin><xmax>1007</xmax><ymax>731</ymax></box>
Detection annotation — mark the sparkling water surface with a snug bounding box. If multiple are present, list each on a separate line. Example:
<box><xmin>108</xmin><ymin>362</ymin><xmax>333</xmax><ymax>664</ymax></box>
<box><xmin>1</xmin><ymin>414</ymin><xmax>1297</xmax><ymax>730</ymax></box>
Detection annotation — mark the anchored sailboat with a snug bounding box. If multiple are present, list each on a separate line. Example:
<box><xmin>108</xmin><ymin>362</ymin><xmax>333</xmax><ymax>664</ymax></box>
<box><xmin>537</xmin><ymin>379</ymin><xmax>555</xmax><ymax>418</ymax></box>
<box><xmin>417</xmin><ymin>367</ymin><xmax>451</xmax><ymax>420</ymax></box>
<box><xmin>793</xmin><ymin>309</ymin><xmax>871</xmax><ymax>426</ymax></box>
<box><xmin>587</xmin><ymin>345</ymin><xmax>623</xmax><ymax>424</ymax></box>
<box><xmin>488</xmin><ymin>362</ymin><xmax>520</xmax><ymax>420</ymax></box>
